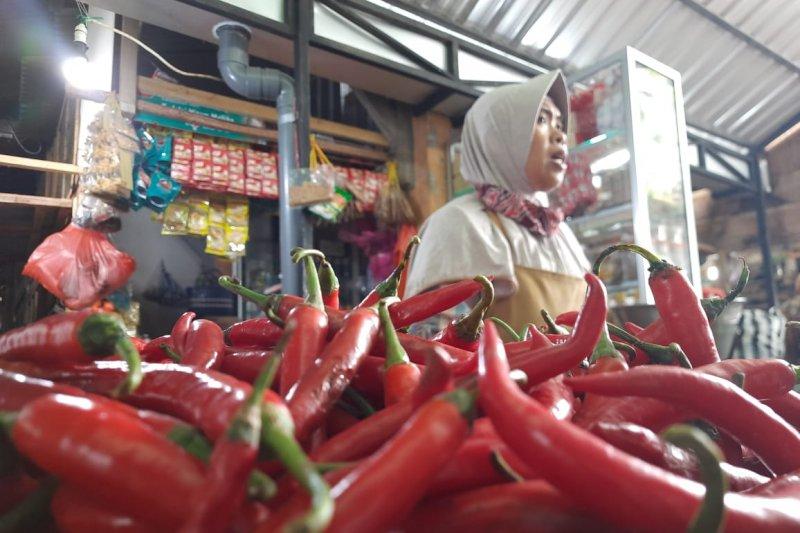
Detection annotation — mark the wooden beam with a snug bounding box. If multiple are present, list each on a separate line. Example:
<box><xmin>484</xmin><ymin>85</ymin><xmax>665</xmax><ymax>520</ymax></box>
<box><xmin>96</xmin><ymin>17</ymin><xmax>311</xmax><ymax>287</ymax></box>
<box><xmin>137</xmin><ymin>76</ymin><xmax>389</xmax><ymax>148</ymax></box>
<box><xmin>0</xmin><ymin>193</ymin><xmax>72</xmax><ymax>209</ymax></box>
<box><xmin>0</xmin><ymin>154</ymin><xmax>80</xmax><ymax>175</ymax></box>
<box><xmin>138</xmin><ymin>100</ymin><xmax>388</xmax><ymax>161</ymax></box>
<box><xmin>137</xmin><ymin>99</ymin><xmax>278</xmax><ymax>141</ymax></box>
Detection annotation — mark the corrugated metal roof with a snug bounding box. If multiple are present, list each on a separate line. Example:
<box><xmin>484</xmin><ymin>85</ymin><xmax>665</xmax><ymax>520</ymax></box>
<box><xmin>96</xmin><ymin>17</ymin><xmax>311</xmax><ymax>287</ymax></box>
<box><xmin>396</xmin><ymin>0</ymin><xmax>800</xmax><ymax>147</ymax></box>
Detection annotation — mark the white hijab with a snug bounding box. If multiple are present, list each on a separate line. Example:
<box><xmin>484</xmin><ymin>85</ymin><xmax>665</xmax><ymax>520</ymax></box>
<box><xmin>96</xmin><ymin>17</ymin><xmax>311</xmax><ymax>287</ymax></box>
<box><xmin>460</xmin><ymin>70</ymin><xmax>570</xmax><ymax>200</ymax></box>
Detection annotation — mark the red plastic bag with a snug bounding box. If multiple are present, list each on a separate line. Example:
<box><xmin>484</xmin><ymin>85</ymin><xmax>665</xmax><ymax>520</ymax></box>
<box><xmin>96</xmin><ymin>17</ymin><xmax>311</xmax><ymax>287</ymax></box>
<box><xmin>23</xmin><ymin>223</ymin><xmax>135</xmax><ymax>310</ymax></box>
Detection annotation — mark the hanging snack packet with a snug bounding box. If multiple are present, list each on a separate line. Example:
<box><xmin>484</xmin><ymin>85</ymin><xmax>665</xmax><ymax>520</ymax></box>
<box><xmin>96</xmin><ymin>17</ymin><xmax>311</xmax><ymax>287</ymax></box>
<box><xmin>205</xmin><ymin>223</ymin><xmax>227</xmax><ymax>257</ymax></box>
<box><xmin>161</xmin><ymin>195</ymin><xmax>190</xmax><ymax>235</ymax></box>
<box><xmin>187</xmin><ymin>193</ymin><xmax>210</xmax><ymax>236</ymax></box>
<box><xmin>308</xmin><ymin>186</ymin><xmax>353</xmax><ymax>223</ymax></box>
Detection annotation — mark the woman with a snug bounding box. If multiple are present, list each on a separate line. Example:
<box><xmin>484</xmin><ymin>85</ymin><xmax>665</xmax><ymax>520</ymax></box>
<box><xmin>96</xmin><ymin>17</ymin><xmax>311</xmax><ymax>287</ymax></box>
<box><xmin>405</xmin><ymin>70</ymin><xmax>590</xmax><ymax>333</ymax></box>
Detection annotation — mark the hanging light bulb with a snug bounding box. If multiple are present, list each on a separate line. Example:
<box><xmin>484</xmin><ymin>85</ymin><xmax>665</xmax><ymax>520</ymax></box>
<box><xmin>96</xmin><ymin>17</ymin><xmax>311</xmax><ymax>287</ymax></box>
<box><xmin>61</xmin><ymin>22</ymin><xmax>92</xmax><ymax>89</ymax></box>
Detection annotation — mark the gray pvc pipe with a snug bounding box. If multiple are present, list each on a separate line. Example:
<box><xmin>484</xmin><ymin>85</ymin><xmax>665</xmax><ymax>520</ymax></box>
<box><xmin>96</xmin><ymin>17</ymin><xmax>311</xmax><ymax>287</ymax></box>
<box><xmin>213</xmin><ymin>22</ymin><xmax>301</xmax><ymax>296</ymax></box>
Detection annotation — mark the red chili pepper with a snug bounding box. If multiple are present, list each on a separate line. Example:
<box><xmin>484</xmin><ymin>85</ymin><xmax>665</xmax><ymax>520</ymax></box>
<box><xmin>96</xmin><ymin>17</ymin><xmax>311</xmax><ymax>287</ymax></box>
<box><xmin>351</xmin><ymin>355</ymin><xmax>422</xmax><ymax>404</ymax></box>
<box><xmin>607</xmin><ymin>323</ymin><xmax>690</xmax><ymax>367</ymax></box>
<box><xmin>358</xmin><ymin>236</ymin><xmax>419</xmax><ymax>309</ymax></box>
<box><xmin>219</xmin><ymin>346</ymin><xmax>272</xmax><ymax>384</ymax></box>
<box><xmin>594</xmin><ymin>244</ymin><xmax>720</xmax><ymax>366</ymax></box>
<box><xmin>141</xmin><ymin>334</ymin><xmax>173</xmax><ymax>362</ymax></box>
<box><xmin>181</xmin><ymin>349</ymin><xmax>281</xmax><ymax>532</ymax></box>
<box><xmin>525</xmin><ymin>374</ymin><xmax>576</xmax><ymax>421</ymax></box>
<box><xmin>387</xmin><ymin>278</ymin><xmax>484</xmax><ymax>329</ymax></box>
<box><xmin>220</xmin><ymin>249</ymin><xmax>331</xmax><ymax>398</ymax></box>
<box><xmin>170</xmin><ymin>311</ymin><xmax>195</xmax><ymax>350</ymax></box>
<box><xmin>630</xmin><ymin>259</ymin><xmax>749</xmax><ymax>349</ymax></box>
<box><xmin>0</xmin><ymin>310</ymin><xmax>141</xmax><ymax>395</ymax></box>
<box><xmin>51</xmin><ymin>485</ymin><xmax>157</xmax><ymax>533</ymax></box>
<box><xmin>555</xmin><ymin>310</ymin><xmax>580</xmax><ymax>328</ymax></box>
<box><xmin>402</xmin><ymin>480</ymin><xmax>607</xmax><ymax>533</ymax></box>
<box><xmin>624</xmin><ymin>321</ymin><xmax>645</xmax><ymax>335</ymax></box>
<box><xmin>275</xmin><ymin>248</ymin><xmax>331</xmax><ymax>397</ymax></box>
<box><xmin>566</xmin><ymin>366</ymin><xmax>800</xmax><ymax>475</ymax></box>
<box><xmin>326</xmin><ymin>406</ymin><xmax>361</xmax><ymax>436</ymax></box>
<box><xmin>507</xmin><ymin>273</ymin><xmax>606</xmax><ymax>385</ymax></box>
<box><xmin>590</xmin><ymin>422</ymin><xmax>768</xmax><ymax>492</ymax></box>
<box><xmin>176</xmin><ymin>318</ymin><xmax>225</xmax><ymax>370</ymax></box>
<box><xmin>287</xmin><ymin>307</ymin><xmax>380</xmax><ymax>442</ymax></box>
<box><xmin>14</xmin><ymin>361</ymin><xmax>287</xmax><ymax>442</ymax></box>
<box><xmin>744</xmin><ymin>469</ymin><xmax>800</xmax><ymax>498</ymax></box>
<box><xmin>378</xmin><ymin>299</ymin><xmax>421</xmax><ymax>406</ymax></box>
<box><xmin>326</xmin><ymin>388</ymin><xmax>475</xmax><ymax>533</ymax></box>
<box><xmin>426</xmin><ymin>420</ymin><xmax>539</xmax><ymax>498</ymax></box>
<box><xmin>477</xmin><ymin>320</ymin><xmax>800</xmax><ymax>531</ymax></box>
<box><xmin>312</xmin><ymin>349</ymin><xmax>452</xmax><ymax>462</ymax></box>
<box><xmin>700</xmin><ymin>358</ymin><xmax>800</xmax><ymax>400</ymax></box>
<box><xmin>764</xmin><ymin>390</ymin><xmax>800</xmax><ymax>429</ymax></box>
<box><xmin>319</xmin><ymin>259</ymin><xmax>341</xmax><ymax>310</ymax></box>
<box><xmin>371</xmin><ymin>331</ymin><xmax>475</xmax><ymax>375</ymax></box>
<box><xmin>431</xmin><ymin>276</ymin><xmax>494</xmax><ymax>352</ymax></box>
<box><xmin>10</xmin><ymin>393</ymin><xmax>205</xmax><ymax>530</ymax></box>
<box><xmin>224</xmin><ymin>318</ymin><xmax>283</xmax><ymax>348</ymax></box>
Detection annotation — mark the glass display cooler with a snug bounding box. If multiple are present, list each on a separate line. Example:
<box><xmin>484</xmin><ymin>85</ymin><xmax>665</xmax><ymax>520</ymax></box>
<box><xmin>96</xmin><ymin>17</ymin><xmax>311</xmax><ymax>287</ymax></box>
<box><xmin>565</xmin><ymin>47</ymin><xmax>701</xmax><ymax>307</ymax></box>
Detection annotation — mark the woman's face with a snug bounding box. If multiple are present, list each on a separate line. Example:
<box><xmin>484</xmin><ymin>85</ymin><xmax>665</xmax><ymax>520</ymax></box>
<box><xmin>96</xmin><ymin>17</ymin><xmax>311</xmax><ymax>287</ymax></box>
<box><xmin>524</xmin><ymin>95</ymin><xmax>567</xmax><ymax>192</ymax></box>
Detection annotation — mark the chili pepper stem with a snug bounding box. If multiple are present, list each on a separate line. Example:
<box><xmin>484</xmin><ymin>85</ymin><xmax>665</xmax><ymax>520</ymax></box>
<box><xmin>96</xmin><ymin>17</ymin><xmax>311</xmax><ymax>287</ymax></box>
<box><xmin>319</xmin><ymin>260</ymin><xmax>339</xmax><ymax>297</ymax></box>
<box><xmin>441</xmin><ymin>387</ymin><xmax>477</xmax><ymax>419</ymax></box>
<box><xmin>490</xmin><ymin>450</ymin><xmax>524</xmax><ymax>482</ymax></box>
<box><xmin>77</xmin><ymin>313</ymin><xmax>142</xmax><ymax>396</ymax></box>
<box><xmin>488</xmin><ymin>317</ymin><xmax>521</xmax><ymax>341</ymax></box>
<box><xmin>612</xmin><ymin>342</ymin><xmax>637</xmax><ymax>363</ymax></box>
<box><xmin>374</xmin><ymin>236</ymin><xmax>421</xmax><ymax>300</ymax></box>
<box><xmin>702</xmin><ymin>259</ymin><xmax>749</xmax><ymax>321</ymax></box>
<box><xmin>0</xmin><ymin>411</ymin><xmax>17</xmax><ymax>433</ymax></box>
<box><xmin>379</xmin><ymin>299</ymin><xmax>410</xmax><ymax>369</ymax></box>
<box><xmin>607</xmin><ymin>323</ymin><xmax>692</xmax><ymax>368</ymax></box>
<box><xmin>313</xmin><ymin>462</ymin><xmax>354</xmax><ymax>474</ymax></box>
<box><xmin>589</xmin><ymin>323</ymin><xmax>618</xmax><ymax>364</ymax></box>
<box><xmin>0</xmin><ymin>476</ymin><xmax>57</xmax><ymax>532</ymax></box>
<box><xmin>662</xmin><ymin>425</ymin><xmax>727</xmax><ymax>533</ymax></box>
<box><xmin>219</xmin><ymin>276</ymin><xmax>276</xmax><ymax>310</ymax></box>
<box><xmin>593</xmin><ymin>243</ymin><xmax>671</xmax><ymax>275</ymax></box>
<box><xmin>341</xmin><ymin>387</ymin><xmax>375</xmax><ymax>417</ymax></box>
<box><xmin>261</xmin><ymin>406</ymin><xmax>333</xmax><ymax>533</ymax></box>
<box><xmin>161</xmin><ymin>343</ymin><xmax>181</xmax><ymax>363</ymax></box>
<box><xmin>541</xmin><ymin>309</ymin><xmax>569</xmax><ymax>335</ymax></box>
<box><xmin>111</xmin><ymin>336</ymin><xmax>143</xmax><ymax>397</ymax></box>
<box><xmin>453</xmin><ymin>276</ymin><xmax>494</xmax><ymax>342</ymax></box>
<box><xmin>291</xmin><ymin>248</ymin><xmax>326</xmax><ymax>312</ymax></box>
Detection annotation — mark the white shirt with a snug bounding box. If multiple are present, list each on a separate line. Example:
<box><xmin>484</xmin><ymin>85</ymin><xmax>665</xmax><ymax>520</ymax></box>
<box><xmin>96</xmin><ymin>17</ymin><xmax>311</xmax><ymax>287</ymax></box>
<box><xmin>405</xmin><ymin>195</ymin><xmax>590</xmax><ymax>299</ymax></box>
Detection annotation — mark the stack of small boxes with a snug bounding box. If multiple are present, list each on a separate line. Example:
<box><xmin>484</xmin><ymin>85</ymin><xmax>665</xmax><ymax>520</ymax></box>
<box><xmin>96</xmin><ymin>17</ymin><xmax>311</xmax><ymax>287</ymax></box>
<box><xmin>170</xmin><ymin>135</ymin><xmax>278</xmax><ymax>199</ymax></box>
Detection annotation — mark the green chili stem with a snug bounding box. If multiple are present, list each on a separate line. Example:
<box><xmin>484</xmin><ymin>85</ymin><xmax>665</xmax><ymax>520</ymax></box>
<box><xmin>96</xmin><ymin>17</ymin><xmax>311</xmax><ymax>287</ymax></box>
<box><xmin>161</xmin><ymin>343</ymin><xmax>182</xmax><ymax>363</ymax></box>
<box><xmin>454</xmin><ymin>276</ymin><xmax>494</xmax><ymax>342</ymax></box>
<box><xmin>291</xmin><ymin>248</ymin><xmax>326</xmax><ymax>312</ymax></box>
<box><xmin>490</xmin><ymin>450</ymin><xmax>524</xmax><ymax>482</ymax></box>
<box><xmin>0</xmin><ymin>477</ymin><xmax>57</xmax><ymax>532</ymax></box>
<box><xmin>612</xmin><ymin>341</ymin><xmax>637</xmax><ymax>363</ymax></box>
<box><xmin>261</xmin><ymin>406</ymin><xmax>333</xmax><ymax>533</ymax></box>
<box><xmin>78</xmin><ymin>313</ymin><xmax>142</xmax><ymax>396</ymax></box>
<box><xmin>488</xmin><ymin>317</ymin><xmax>521</xmax><ymax>342</ymax></box>
<box><xmin>0</xmin><ymin>412</ymin><xmax>17</xmax><ymax>434</ymax></box>
<box><xmin>607</xmin><ymin>323</ymin><xmax>693</xmax><ymax>368</ymax></box>
<box><xmin>341</xmin><ymin>387</ymin><xmax>375</xmax><ymax>417</ymax></box>
<box><xmin>379</xmin><ymin>299</ymin><xmax>410</xmax><ymax>369</ymax></box>
<box><xmin>590</xmin><ymin>323</ymin><xmax>618</xmax><ymax>364</ymax></box>
<box><xmin>541</xmin><ymin>309</ymin><xmax>569</xmax><ymax>335</ymax></box>
<box><xmin>318</xmin><ymin>260</ymin><xmax>339</xmax><ymax>297</ymax></box>
<box><xmin>593</xmin><ymin>243</ymin><xmax>672</xmax><ymax>275</ymax></box>
<box><xmin>701</xmin><ymin>259</ymin><xmax>750</xmax><ymax>322</ymax></box>
<box><xmin>218</xmin><ymin>276</ymin><xmax>275</xmax><ymax>310</ymax></box>
<box><xmin>166</xmin><ymin>424</ymin><xmax>276</xmax><ymax>501</ymax></box>
<box><xmin>112</xmin><ymin>336</ymin><xmax>143</xmax><ymax>397</ymax></box>
<box><xmin>441</xmin><ymin>387</ymin><xmax>477</xmax><ymax>419</ymax></box>
<box><xmin>373</xmin><ymin>236</ymin><xmax>420</xmax><ymax>300</ymax></box>
<box><xmin>313</xmin><ymin>462</ymin><xmax>354</xmax><ymax>474</ymax></box>
<box><xmin>662</xmin><ymin>425</ymin><xmax>727</xmax><ymax>533</ymax></box>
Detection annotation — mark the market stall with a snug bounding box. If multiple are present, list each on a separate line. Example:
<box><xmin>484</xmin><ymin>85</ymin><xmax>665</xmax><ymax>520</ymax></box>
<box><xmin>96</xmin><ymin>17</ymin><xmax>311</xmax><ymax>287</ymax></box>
<box><xmin>3</xmin><ymin>0</ymin><xmax>800</xmax><ymax>531</ymax></box>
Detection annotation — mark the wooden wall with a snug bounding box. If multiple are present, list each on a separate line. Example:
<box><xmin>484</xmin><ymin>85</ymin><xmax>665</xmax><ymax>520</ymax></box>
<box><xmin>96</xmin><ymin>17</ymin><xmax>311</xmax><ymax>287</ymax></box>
<box><xmin>408</xmin><ymin>112</ymin><xmax>453</xmax><ymax>224</ymax></box>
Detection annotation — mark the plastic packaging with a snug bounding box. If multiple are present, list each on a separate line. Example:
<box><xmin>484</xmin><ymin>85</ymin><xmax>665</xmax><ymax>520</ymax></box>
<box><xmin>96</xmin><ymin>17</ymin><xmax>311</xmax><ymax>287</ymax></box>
<box><xmin>23</xmin><ymin>223</ymin><xmax>136</xmax><ymax>310</ymax></box>
<box><xmin>290</xmin><ymin>136</ymin><xmax>335</xmax><ymax>206</ymax></box>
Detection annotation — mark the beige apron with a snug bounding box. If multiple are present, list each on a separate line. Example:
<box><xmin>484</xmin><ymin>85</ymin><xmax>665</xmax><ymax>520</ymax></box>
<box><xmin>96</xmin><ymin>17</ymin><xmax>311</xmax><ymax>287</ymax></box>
<box><xmin>486</xmin><ymin>212</ymin><xmax>587</xmax><ymax>333</ymax></box>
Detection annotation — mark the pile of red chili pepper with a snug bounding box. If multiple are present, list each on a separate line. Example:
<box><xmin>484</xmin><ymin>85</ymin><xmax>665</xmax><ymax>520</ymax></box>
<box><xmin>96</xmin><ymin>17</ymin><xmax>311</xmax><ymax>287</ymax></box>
<box><xmin>3</xmin><ymin>239</ymin><xmax>800</xmax><ymax>532</ymax></box>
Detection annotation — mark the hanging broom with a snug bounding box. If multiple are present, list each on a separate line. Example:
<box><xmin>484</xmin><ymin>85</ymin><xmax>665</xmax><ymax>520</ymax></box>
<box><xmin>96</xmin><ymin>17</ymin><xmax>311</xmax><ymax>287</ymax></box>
<box><xmin>375</xmin><ymin>161</ymin><xmax>415</xmax><ymax>226</ymax></box>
